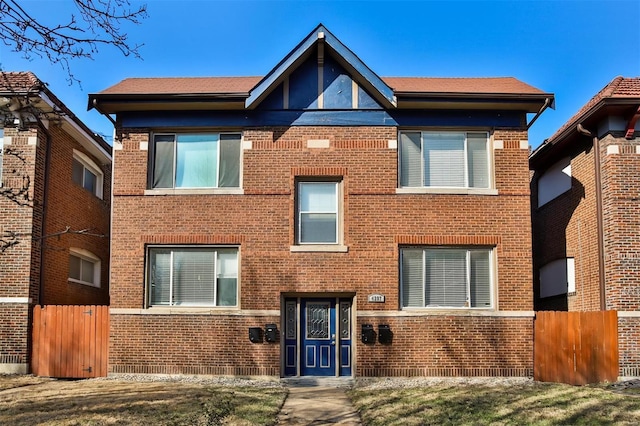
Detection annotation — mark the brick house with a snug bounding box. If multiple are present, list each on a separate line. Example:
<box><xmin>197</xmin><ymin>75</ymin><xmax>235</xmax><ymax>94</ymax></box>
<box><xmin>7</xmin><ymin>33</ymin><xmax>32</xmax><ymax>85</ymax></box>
<box><xmin>0</xmin><ymin>72</ymin><xmax>111</xmax><ymax>374</ymax></box>
<box><xmin>90</xmin><ymin>25</ymin><xmax>553</xmax><ymax>377</ymax></box>
<box><xmin>530</xmin><ymin>76</ymin><xmax>640</xmax><ymax>377</ymax></box>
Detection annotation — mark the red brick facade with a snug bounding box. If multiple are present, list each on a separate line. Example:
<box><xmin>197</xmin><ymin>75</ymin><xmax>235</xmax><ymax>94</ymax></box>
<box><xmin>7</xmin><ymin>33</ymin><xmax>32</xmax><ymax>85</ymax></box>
<box><xmin>0</xmin><ymin>74</ymin><xmax>111</xmax><ymax>373</ymax></box>
<box><xmin>109</xmin><ymin>126</ymin><xmax>536</xmax><ymax>377</ymax></box>
<box><xmin>530</xmin><ymin>76</ymin><xmax>640</xmax><ymax>378</ymax></box>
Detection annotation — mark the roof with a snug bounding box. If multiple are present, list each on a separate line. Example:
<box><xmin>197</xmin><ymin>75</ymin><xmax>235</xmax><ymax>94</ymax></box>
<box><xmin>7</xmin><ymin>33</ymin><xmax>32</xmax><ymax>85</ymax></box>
<box><xmin>1</xmin><ymin>72</ymin><xmax>111</xmax><ymax>163</ymax></box>
<box><xmin>97</xmin><ymin>75</ymin><xmax>547</xmax><ymax>97</ymax></box>
<box><xmin>384</xmin><ymin>77</ymin><xmax>546</xmax><ymax>95</ymax></box>
<box><xmin>530</xmin><ymin>76</ymin><xmax>640</xmax><ymax>166</ymax></box>
<box><xmin>90</xmin><ymin>25</ymin><xmax>553</xmax><ymax>115</ymax></box>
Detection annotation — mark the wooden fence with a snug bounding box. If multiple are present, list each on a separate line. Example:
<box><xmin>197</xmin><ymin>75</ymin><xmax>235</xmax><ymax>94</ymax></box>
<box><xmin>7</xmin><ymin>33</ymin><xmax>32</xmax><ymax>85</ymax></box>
<box><xmin>534</xmin><ymin>310</ymin><xmax>618</xmax><ymax>385</ymax></box>
<box><xmin>31</xmin><ymin>305</ymin><xmax>109</xmax><ymax>378</ymax></box>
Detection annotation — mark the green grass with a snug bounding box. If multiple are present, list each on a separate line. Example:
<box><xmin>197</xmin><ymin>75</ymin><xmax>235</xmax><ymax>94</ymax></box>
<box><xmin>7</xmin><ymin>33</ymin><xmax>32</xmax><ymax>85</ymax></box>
<box><xmin>349</xmin><ymin>383</ymin><xmax>640</xmax><ymax>425</ymax></box>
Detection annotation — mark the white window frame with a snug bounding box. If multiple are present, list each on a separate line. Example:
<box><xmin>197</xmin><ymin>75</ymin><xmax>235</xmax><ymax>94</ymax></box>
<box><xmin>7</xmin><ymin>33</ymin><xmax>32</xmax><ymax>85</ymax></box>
<box><xmin>146</xmin><ymin>246</ymin><xmax>239</xmax><ymax>308</ymax></box>
<box><xmin>295</xmin><ymin>180</ymin><xmax>342</xmax><ymax>245</ymax></box>
<box><xmin>398</xmin><ymin>131</ymin><xmax>494</xmax><ymax>193</ymax></box>
<box><xmin>72</xmin><ymin>149</ymin><xmax>103</xmax><ymax>199</ymax></box>
<box><xmin>400</xmin><ymin>247</ymin><xmax>495</xmax><ymax>310</ymax></box>
<box><xmin>149</xmin><ymin>132</ymin><xmax>242</xmax><ymax>190</ymax></box>
<box><xmin>68</xmin><ymin>248</ymin><xmax>101</xmax><ymax>288</ymax></box>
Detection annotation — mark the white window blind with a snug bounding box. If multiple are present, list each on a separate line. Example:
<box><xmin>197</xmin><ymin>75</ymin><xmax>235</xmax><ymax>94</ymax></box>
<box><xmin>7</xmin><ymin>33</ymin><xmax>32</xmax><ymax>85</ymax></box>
<box><xmin>148</xmin><ymin>247</ymin><xmax>238</xmax><ymax>307</ymax></box>
<box><xmin>401</xmin><ymin>247</ymin><xmax>493</xmax><ymax>309</ymax></box>
<box><xmin>298</xmin><ymin>182</ymin><xmax>338</xmax><ymax>244</ymax></box>
<box><xmin>399</xmin><ymin>131</ymin><xmax>490</xmax><ymax>189</ymax></box>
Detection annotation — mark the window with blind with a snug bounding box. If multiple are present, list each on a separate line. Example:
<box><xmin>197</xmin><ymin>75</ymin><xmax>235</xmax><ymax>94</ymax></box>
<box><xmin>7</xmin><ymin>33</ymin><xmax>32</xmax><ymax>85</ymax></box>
<box><xmin>69</xmin><ymin>248</ymin><xmax>101</xmax><ymax>288</ymax></box>
<box><xmin>151</xmin><ymin>133</ymin><xmax>241</xmax><ymax>189</ymax></box>
<box><xmin>399</xmin><ymin>131</ymin><xmax>490</xmax><ymax>189</ymax></box>
<box><xmin>147</xmin><ymin>247</ymin><xmax>238</xmax><ymax>307</ymax></box>
<box><xmin>297</xmin><ymin>181</ymin><xmax>339</xmax><ymax>244</ymax></box>
<box><xmin>400</xmin><ymin>247</ymin><xmax>493</xmax><ymax>309</ymax></box>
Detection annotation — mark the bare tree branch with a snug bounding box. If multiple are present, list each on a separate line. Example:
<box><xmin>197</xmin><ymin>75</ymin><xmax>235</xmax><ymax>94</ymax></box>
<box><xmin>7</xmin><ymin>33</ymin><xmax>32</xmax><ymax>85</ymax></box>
<box><xmin>1</xmin><ymin>226</ymin><xmax>106</xmax><ymax>252</ymax></box>
<box><xmin>0</xmin><ymin>0</ymin><xmax>148</xmax><ymax>84</ymax></box>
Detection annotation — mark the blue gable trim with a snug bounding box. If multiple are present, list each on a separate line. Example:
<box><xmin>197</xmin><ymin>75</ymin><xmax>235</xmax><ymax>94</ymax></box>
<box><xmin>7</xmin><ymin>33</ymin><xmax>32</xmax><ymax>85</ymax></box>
<box><xmin>246</xmin><ymin>25</ymin><xmax>395</xmax><ymax>109</ymax></box>
<box><xmin>120</xmin><ymin>110</ymin><xmax>523</xmax><ymax>129</ymax></box>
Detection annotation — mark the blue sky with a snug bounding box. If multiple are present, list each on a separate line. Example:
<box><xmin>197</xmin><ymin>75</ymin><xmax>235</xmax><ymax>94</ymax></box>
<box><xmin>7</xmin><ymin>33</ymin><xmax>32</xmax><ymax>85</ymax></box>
<box><xmin>1</xmin><ymin>0</ymin><xmax>638</xmax><ymax>147</ymax></box>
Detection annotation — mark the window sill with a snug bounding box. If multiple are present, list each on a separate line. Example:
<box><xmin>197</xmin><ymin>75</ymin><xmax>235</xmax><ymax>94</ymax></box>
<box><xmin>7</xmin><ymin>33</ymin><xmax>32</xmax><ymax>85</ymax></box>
<box><xmin>144</xmin><ymin>188</ymin><xmax>244</xmax><ymax>196</ymax></box>
<box><xmin>68</xmin><ymin>278</ymin><xmax>100</xmax><ymax>288</ymax></box>
<box><xmin>396</xmin><ymin>187</ymin><xmax>498</xmax><ymax>196</ymax></box>
<box><xmin>290</xmin><ymin>245</ymin><xmax>349</xmax><ymax>253</ymax></box>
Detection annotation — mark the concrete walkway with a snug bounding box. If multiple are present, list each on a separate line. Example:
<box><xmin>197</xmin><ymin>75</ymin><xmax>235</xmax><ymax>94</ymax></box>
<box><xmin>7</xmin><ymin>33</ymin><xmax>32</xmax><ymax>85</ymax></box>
<box><xmin>277</xmin><ymin>378</ymin><xmax>362</xmax><ymax>425</ymax></box>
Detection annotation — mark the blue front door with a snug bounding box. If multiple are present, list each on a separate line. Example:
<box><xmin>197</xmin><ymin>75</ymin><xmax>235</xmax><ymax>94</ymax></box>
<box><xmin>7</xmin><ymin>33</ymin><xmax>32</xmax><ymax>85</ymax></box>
<box><xmin>301</xmin><ymin>299</ymin><xmax>336</xmax><ymax>376</ymax></box>
<box><xmin>284</xmin><ymin>297</ymin><xmax>352</xmax><ymax>377</ymax></box>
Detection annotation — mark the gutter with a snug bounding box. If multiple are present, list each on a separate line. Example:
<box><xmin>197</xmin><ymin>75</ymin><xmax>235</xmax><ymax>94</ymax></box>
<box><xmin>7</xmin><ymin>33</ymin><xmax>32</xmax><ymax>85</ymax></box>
<box><xmin>527</xmin><ymin>97</ymin><xmax>554</xmax><ymax>130</ymax></box>
<box><xmin>91</xmin><ymin>99</ymin><xmax>117</xmax><ymax>127</ymax></box>
<box><xmin>577</xmin><ymin>123</ymin><xmax>607</xmax><ymax>310</ymax></box>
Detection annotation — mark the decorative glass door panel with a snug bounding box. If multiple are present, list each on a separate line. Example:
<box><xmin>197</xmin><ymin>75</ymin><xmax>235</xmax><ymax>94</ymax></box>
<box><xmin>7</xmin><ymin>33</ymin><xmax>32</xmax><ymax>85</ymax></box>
<box><xmin>285</xmin><ymin>297</ymin><xmax>352</xmax><ymax>377</ymax></box>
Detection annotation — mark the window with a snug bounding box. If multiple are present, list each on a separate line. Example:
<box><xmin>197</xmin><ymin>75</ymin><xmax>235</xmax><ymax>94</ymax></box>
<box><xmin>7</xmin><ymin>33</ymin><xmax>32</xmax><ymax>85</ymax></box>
<box><xmin>147</xmin><ymin>247</ymin><xmax>238</xmax><ymax>307</ymax></box>
<box><xmin>69</xmin><ymin>249</ymin><xmax>101</xmax><ymax>287</ymax></box>
<box><xmin>151</xmin><ymin>133</ymin><xmax>241</xmax><ymax>189</ymax></box>
<box><xmin>400</xmin><ymin>247</ymin><xmax>493</xmax><ymax>309</ymax></box>
<box><xmin>540</xmin><ymin>258</ymin><xmax>575</xmax><ymax>298</ymax></box>
<box><xmin>72</xmin><ymin>150</ymin><xmax>103</xmax><ymax>198</ymax></box>
<box><xmin>297</xmin><ymin>181</ymin><xmax>339</xmax><ymax>244</ymax></box>
<box><xmin>537</xmin><ymin>157</ymin><xmax>571</xmax><ymax>207</ymax></box>
<box><xmin>399</xmin><ymin>131</ymin><xmax>490</xmax><ymax>189</ymax></box>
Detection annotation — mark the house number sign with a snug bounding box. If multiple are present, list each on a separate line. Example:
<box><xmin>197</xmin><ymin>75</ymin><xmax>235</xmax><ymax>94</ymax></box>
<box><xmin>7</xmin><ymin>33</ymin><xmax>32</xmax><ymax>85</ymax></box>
<box><xmin>368</xmin><ymin>294</ymin><xmax>385</xmax><ymax>303</ymax></box>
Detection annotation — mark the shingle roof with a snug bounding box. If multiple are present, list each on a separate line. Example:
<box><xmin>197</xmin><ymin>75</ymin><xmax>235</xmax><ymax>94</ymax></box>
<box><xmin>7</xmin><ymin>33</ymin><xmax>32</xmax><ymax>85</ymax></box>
<box><xmin>0</xmin><ymin>71</ymin><xmax>43</xmax><ymax>92</ymax></box>
<box><xmin>98</xmin><ymin>76</ymin><xmax>262</xmax><ymax>95</ymax></box>
<box><xmin>546</xmin><ymin>76</ymin><xmax>640</xmax><ymax>144</ymax></box>
<box><xmin>383</xmin><ymin>77</ymin><xmax>546</xmax><ymax>95</ymax></box>
<box><xmin>98</xmin><ymin>76</ymin><xmax>547</xmax><ymax>96</ymax></box>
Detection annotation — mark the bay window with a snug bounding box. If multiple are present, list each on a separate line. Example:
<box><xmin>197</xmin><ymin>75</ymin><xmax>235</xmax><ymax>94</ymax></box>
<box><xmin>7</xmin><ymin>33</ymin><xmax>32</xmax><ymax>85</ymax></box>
<box><xmin>401</xmin><ymin>247</ymin><xmax>493</xmax><ymax>309</ymax></box>
<box><xmin>147</xmin><ymin>247</ymin><xmax>238</xmax><ymax>307</ymax></box>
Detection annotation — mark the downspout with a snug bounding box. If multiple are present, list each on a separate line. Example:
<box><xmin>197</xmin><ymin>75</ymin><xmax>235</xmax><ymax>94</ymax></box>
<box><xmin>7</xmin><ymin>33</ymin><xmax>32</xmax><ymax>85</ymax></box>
<box><xmin>527</xmin><ymin>98</ymin><xmax>553</xmax><ymax>130</ymax></box>
<box><xmin>35</xmin><ymin>115</ymin><xmax>52</xmax><ymax>307</ymax></box>
<box><xmin>577</xmin><ymin>123</ymin><xmax>607</xmax><ymax>310</ymax></box>
<box><xmin>91</xmin><ymin>98</ymin><xmax>116</xmax><ymax>306</ymax></box>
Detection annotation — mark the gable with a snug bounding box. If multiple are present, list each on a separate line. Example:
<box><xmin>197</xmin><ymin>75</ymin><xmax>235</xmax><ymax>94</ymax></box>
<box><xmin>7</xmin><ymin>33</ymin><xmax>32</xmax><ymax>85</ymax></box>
<box><xmin>256</xmin><ymin>47</ymin><xmax>382</xmax><ymax>111</ymax></box>
<box><xmin>246</xmin><ymin>25</ymin><xmax>394</xmax><ymax>110</ymax></box>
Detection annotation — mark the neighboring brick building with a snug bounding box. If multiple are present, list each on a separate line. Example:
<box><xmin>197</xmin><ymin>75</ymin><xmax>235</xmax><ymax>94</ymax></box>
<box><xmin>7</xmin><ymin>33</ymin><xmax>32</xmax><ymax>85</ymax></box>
<box><xmin>0</xmin><ymin>72</ymin><xmax>111</xmax><ymax>374</ymax></box>
<box><xmin>90</xmin><ymin>25</ymin><xmax>553</xmax><ymax>377</ymax></box>
<box><xmin>530</xmin><ymin>76</ymin><xmax>640</xmax><ymax>377</ymax></box>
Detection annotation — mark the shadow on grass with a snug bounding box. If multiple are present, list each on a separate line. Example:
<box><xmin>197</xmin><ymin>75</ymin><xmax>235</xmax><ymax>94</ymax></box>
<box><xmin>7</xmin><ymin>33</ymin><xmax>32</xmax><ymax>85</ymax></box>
<box><xmin>349</xmin><ymin>383</ymin><xmax>640</xmax><ymax>426</ymax></box>
<box><xmin>0</xmin><ymin>380</ymin><xmax>286</xmax><ymax>426</ymax></box>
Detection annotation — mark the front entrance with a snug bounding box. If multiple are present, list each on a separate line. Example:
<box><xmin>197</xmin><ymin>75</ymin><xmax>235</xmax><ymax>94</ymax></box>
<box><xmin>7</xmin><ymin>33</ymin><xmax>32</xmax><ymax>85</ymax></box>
<box><xmin>284</xmin><ymin>297</ymin><xmax>352</xmax><ymax>377</ymax></box>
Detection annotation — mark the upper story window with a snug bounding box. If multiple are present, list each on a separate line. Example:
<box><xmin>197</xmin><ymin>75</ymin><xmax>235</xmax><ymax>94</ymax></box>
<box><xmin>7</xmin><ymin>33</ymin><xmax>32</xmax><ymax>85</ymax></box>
<box><xmin>150</xmin><ymin>133</ymin><xmax>241</xmax><ymax>189</ymax></box>
<box><xmin>297</xmin><ymin>181</ymin><xmax>339</xmax><ymax>244</ymax></box>
<box><xmin>399</xmin><ymin>131</ymin><xmax>490</xmax><ymax>189</ymax></box>
<box><xmin>72</xmin><ymin>150</ymin><xmax>104</xmax><ymax>199</ymax></box>
<box><xmin>147</xmin><ymin>246</ymin><xmax>238</xmax><ymax>307</ymax></box>
<box><xmin>400</xmin><ymin>247</ymin><xmax>493</xmax><ymax>309</ymax></box>
<box><xmin>69</xmin><ymin>248</ymin><xmax>101</xmax><ymax>288</ymax></box>
<box><xmin>537</xmin><ymin>157</ymin><xmax>571</xmax><ymax>207</ymax></box>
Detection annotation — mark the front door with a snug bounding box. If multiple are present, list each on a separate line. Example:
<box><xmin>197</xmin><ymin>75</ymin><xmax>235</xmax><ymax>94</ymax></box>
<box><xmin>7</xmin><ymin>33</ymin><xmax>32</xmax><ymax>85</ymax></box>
<box><xmin>284</xmin><ymin>297</ymin><xmax>352</xmax><ymax>377</ymax></box>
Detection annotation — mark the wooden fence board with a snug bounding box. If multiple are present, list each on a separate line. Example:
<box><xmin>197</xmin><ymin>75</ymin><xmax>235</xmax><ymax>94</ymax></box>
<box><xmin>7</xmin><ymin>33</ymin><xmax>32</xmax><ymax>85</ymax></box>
<box><xmin>534</xmin><ymin>311</ymin><xmax>618</xmax><ymax>385</ymax></box>
<box><xmin>31</xmin><ymin>305</ymin><xmax>109</xmax><ymax>378</ymax></box>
